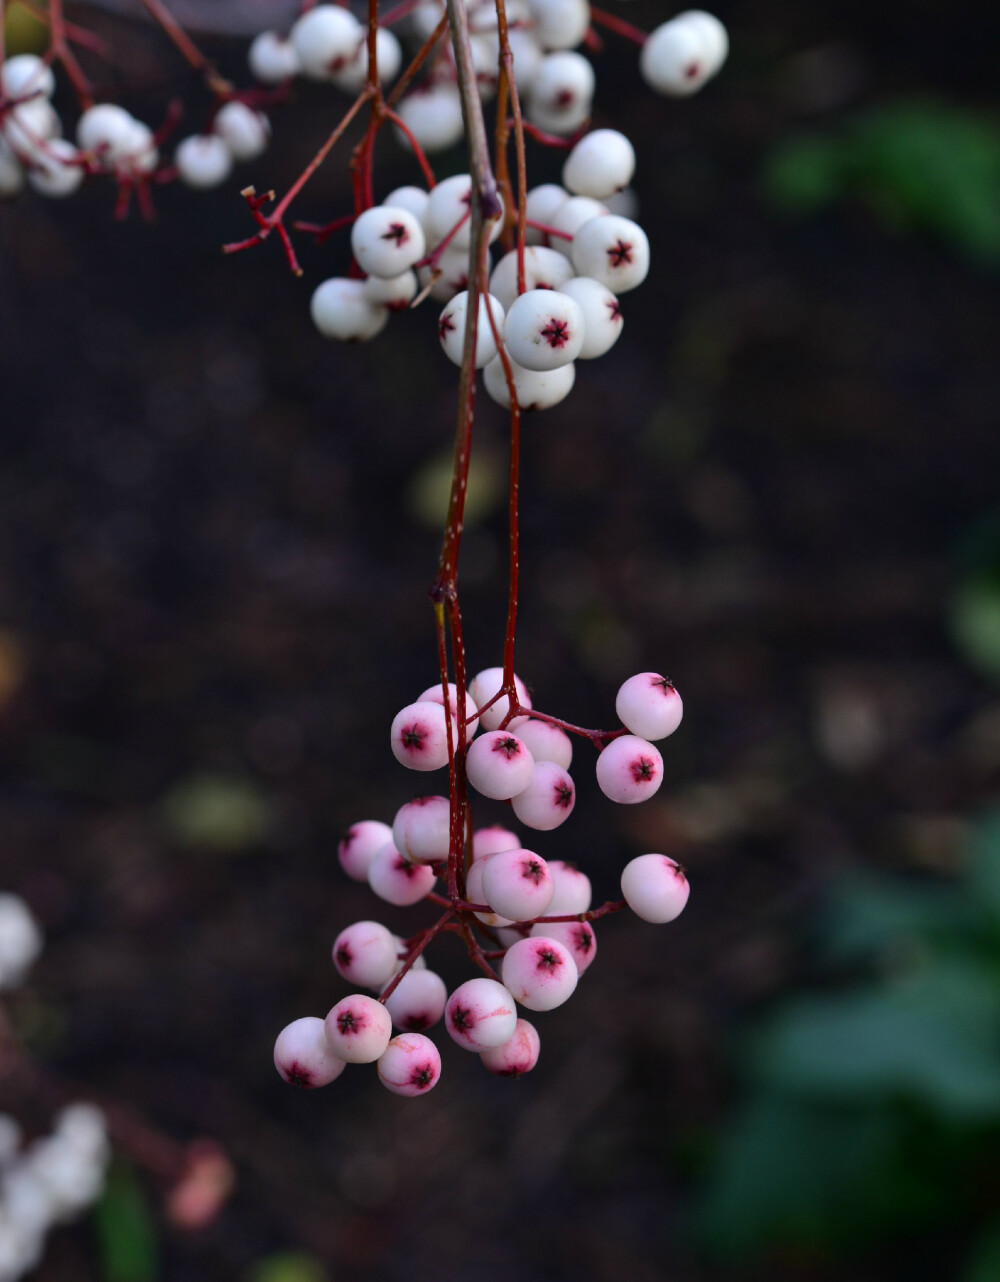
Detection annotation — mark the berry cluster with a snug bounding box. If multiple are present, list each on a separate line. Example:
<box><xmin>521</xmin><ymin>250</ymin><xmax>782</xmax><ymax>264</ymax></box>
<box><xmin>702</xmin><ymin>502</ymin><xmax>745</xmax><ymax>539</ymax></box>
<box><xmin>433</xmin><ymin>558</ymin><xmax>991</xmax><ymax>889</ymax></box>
<box><xmin>274</xmin><ymin>670</ymin><xmax>689</xmax><ymax>1095</ymax></box>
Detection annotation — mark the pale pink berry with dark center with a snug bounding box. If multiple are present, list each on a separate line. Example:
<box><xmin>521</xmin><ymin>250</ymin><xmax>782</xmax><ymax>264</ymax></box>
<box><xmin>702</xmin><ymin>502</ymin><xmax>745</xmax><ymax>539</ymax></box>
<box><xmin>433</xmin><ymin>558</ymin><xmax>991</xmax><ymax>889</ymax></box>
<box><xmin>472</xmin><ymin>824</ymin><xmax>521</xmax><ymax>860</ymax></box>
<box><xmin>546</xmin><ymin>860</ymin><xmax>593</xmax><ymax>914</ymax></box>
<box><xmin>390</xmin><ymin>700</ymin><xmax>450</xmax><ymax>771</ymax></box>
<box><xmin>561</xmin><ymin>276</ymin><xmax>624</xmax><ymax>360</ymax></box>
<box><xmin>338</xmin><ymin>819</ymin><xmax>393</xmax><ymax>882</ymax></box>
<box><xmin>468</xmin><ymin>667</ymin><xmax>532</xmax><ymax>732</ymax></box>
<box><xmin>530</xmin><ymin>920</ymin><xmax>596</xmax><ymax>974</ymax></box>
<box><xmin>465</xmin><ymin>855</ymin><xmax>513</xmax><ymax>927</ymax></box>
<box><xmin>480</xmin><ymin>1018</ymin><xmax>541</xmax><ymax>1077</ymax></box>
<box><xmin>466</xmin><ymin>730</ymin><xmax>535</xmax><ymax>800</ymax></box>
<box><xmin>417</xmin><ymin>681</ymin><xmax>480</xmax><ymax>738</ymax></box>
<box><xmin>595</xmin><ymin>734</ymin><xmax>663</xmax><ymax>804</ymax></box>
<box><xmin>377</xmin><ymin>1033</ymin><xmax>442</xmax><ymax>1096</ymax></box>
<box><xmin>482</xmin><ymin>848</ymin><xmax>554</xmax><ymax>921</ymax></box>
<box><xmin>384</xmin><ymin>968</ymin><xmax>448</xmax><ymax>1032</ymax></box>
<box><xmin>368</xmin><ymin>841</ymin><xmax>436</xmax><ymax>907</ymax></box>
<box><xmin>351</xmin><ymin>204</ymin><xmax>426</xmax><ymax>278</ymax></box>
<box><xmin>391</xmin><ymin>934</ymin><xmax>427</xmax><ymax>974</ymax></box>
<box><xmin>571</xmin><ymin>214</ymin><xmax>650</xmax><ymax>294</ymax></box>
<box><xmin>621</xmin><ymin>854</ymin><xmax>690</xmax><ymax>923</ymax></box>
<box><xmin>615</xmin><ymin>672</ymin><xmax>684</xmax><ymax>741</ymax></box>
<box><xmin>274</xmin><ymin>1016</ymin><xmax>347</xmax><ymax>1088</ymax></box>
<box><xmin>332</xmin><ymin>920</ymin><xmax>398</xmax><ymax>990</ymax></box>
<box><xmin>445</xmin><ymin>978</ymin><xmax>517</xmax><ymax>1051</ymax></box>
<box><xmin>503</xmin><ymin>289</ymin><xmax>585</xmax><ymax>372</ymax></box>
<box><xmin>511</xmin><ymin>761</ymin><xmax>576</xmax><ymax>831</ymax></box>
<box><xmin>501</xmin><ymin>936</ymin><xmax>579</xmax><ymax>1011</ymax></box>
<box><xmin>323</xmin><ymin>994</ymin><xmax>392</xmax><ymax>1064</ymax></box>
<box><xmin>392</xmin><ymin>795</ymin><xmax>450</xmax><ymax>864</ymax></box>
<box><xmin>514</xmin><ymin>719</ymin><xmax>573</xmax><ymax>769</ymax></box>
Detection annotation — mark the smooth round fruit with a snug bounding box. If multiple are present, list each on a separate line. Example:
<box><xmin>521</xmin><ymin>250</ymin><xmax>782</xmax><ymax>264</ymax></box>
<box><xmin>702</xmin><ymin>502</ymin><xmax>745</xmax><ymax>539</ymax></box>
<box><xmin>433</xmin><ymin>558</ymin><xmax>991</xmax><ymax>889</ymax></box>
<box><xmin>175</xmin><ymin>134</ymin><xmax>232</xmax><ymax>188</ymax></box>
<box><xmin>465</xmin><ymin>730</ymin><xmax>535</xmax><ymax>800</ymax></box>
<box><xmin>468</xmin><ymin>668</ymin><xmax>531</xmax><ymax>731</ymax></box>
<box><xmin>510</xmin><ymin>761</ymin><xmax>576</xmax><ymax>831</ymax></box>
<box><xmin>438</xmin><ymin>291</ymin><xmax>505</xmax><ymax>369</ymax></box>
<box><xmin>503</xmin><ymin>289</ymin><xmax>584</xmax><ymax>371</ymax></box>
<box><xmin>615</xmin><ymin>672</ymin><xmax>683</xmax><ymax>740</ymax></box>
<box><xmin>274</xmin><ymin>1016</ymin><xmax>346</xmax><ymax>1087</ymax></box>
<box><xmin>546</xmin><ymin>860</ymin><xmax>592</xmax><ymax>914</ymax></box>
<box><xmin>514</xmin><ymin>719</ymin><xmax>573</xmax><ymax>769</ymax></box>
<box><xmin>311</xmin><ymin>277</ymin><xmax>390</xmax><ymax>342</ymax></box>
<box><xmin>351</xmin><ymin>204</ymin><xmax>426</xmax><ymax>278</ymax></box>
<box><xmin>395</xmin><ymin>86</ymin><xmax>464</xmax><ymax>153</ymax></box>
<box><xmin>367</xmin><ymin>842</ymin><xmax>436</xmax><ymax>907</ymax></box>
<box><xmin>488</xmin><ymin>245</ymin><xmax>574</xmax><ymax>311</ymax></box>
<box><xmin>324</xmin><ymin>993</ymin><xmax>392</xmax><ymax>1063</ymax></box>
<box><xmin>621</xmin><ymin>853</ymin><xmax>690</xmax><ymax>923</ymax></box>
<box><xmin>484</xmin><ymin>353</ymin><xmax>576</xmax><ymax>411</ymax></box>
<box><xmin>481</xmin><ymin>848</ymin><xmax>554</xmax><ymax>921</ymax></box>
<box><xmin>290</xmin><ymin>5</ymin><xmax>363</xmax><ymax>80</ymax></box>
<box><xmin>530</xmin><ymin>920</ymin><xmax>596</xmax><ymax>974</ymax></box>
<box><xmin>471</xmin><ymin>825</ymin><xmax>521</xmax><ymax>859</ymax></box>
<box><xmin>563</xmin><ymin>128</ymin><xmax>636</xmax><ymax>199</ymax></box>
<box><xmin>392</xmin><ymin>794</ymin><xmax>450</xmax><ymax>864</ymax></box>
<box><xmin>640</xmin><ymin>15</ymin><xmax>713</xmax><ymax>96</ymax></box>
<box><xmin>501</xmin><ymin>936</ymin><xmax>578</xmax><ymax>1011</ymax></box>
<box><xmin>248</xmin><ymin>31</ymin><xmax>300</xmax><ymax>83</ymax></box>
<box><xmin>445</xmin><ymin>978</ymin><xmax>517</xmax><ymax>1051</ymax></box>
<box><xmin>595</xmin><ymin>735</ymin><xmax>663</xmax><ymax>804</ymax></box>
<box><xmin>561</xmin><ymin>276</ymin><xmax>623</xmax><ymax>359</ymax></box>
<box><xmin>214</xmin><ymin>100</ymin><xmax>270</xmax><ymax>161</ymax></box>
<box><xmin>338</xmin><ymin>819</ymin><xmax>393</xmax><ymax>882</ymax></box>
<box><xmin>384</xmin><ymin>969</ymin><xmax>448</xmax><ymax>1032</ymax></box>
<box><xmin>480</xmin><ymin>1019</ymin><xmax>541</xmax><ymax>1076</ymax></box>
<box><xmin>332</xmin><ymin>920</ymin><xmax>398</xmax><ymax>989</ymax></box>
<box><xmin>389</xmin><ymin>700</ymin><xmax>451</xmax><ymax>771</ymax></box>
<box><xmin>571</xmin><ymin>214</ymin><xmax>650</xmax><ymax>293</ymax></box>
<box><xmin>377</xmin><ymin>1033</ymin><xmax>441</xmax><ymax>1095</ymax></box>
<box><xmin>26</xmin><ymin>140</ymin><xmax>83</xmax><ymax>198</ymax></box>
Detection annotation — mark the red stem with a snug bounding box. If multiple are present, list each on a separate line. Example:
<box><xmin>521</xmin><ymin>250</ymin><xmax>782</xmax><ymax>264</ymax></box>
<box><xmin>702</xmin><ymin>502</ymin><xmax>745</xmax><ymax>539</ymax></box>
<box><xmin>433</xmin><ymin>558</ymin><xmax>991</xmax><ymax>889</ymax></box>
<box><xmin>588</xmin><ymin>5</ymin><xmax>648</xmax><ymax>46</ymax></box>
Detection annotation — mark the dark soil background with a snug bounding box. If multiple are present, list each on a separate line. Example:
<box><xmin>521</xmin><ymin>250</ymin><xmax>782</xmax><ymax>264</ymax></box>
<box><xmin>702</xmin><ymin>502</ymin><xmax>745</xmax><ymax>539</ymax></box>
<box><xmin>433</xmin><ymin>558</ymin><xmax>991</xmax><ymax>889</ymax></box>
<box><xmin>1</xmin><ymin>1</ymin><xmax>999</xmax><ymax>1279</ymax></box>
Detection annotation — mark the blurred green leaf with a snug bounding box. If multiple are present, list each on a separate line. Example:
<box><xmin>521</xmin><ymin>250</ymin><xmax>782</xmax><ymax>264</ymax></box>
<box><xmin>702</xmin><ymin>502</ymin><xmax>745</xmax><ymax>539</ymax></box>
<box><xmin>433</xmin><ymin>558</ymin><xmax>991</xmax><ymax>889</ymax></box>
<box><xmin>94</xmin><ymin>1165</ymin><xmax>158</xmax><ymax>1282</ymax></box>
<box><xmin>952</xmin><ymin>577</ymin><xmax>1000</xmax><ymax>683</ymax></box>
<box><xmin>246</xmin><ymin>1253</ymin><xmax>328</xmax><ymax>1282</ymax></box>
<box><xmin>821</xmin><ymin>873</ymin><xmax>968</xmax><ymax>964</ymax></box>
<box><xmin>764</xmin><ymin>136</ymin><xmax>845</xmax><ymax>213</ymax></box>
<box><xmin>964</xmin><ymin>1220</ymin><xmax>1000</xmax><ymax>1282</ymax></box>
<box><xmin>161</xmin><ymin>773</ymin><xmax>271</xmax><ymax>852</ymax></box>
<box><xmin>752</xmin><ymin>960</ymin><xmax>1000</xmax><ymax>1119</ymax></box>
<box><xmin>966</xmin><ymin>811</ymin><xmax>1000</xmax><ymax>927</ymax></box>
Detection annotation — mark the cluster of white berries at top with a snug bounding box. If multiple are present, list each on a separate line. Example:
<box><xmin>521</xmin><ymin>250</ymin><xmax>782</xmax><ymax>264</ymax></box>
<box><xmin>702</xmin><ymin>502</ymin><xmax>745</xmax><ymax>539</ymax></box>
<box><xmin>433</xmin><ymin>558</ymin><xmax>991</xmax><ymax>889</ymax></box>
<box><xmin>0</xmin><ymin>895</ymin><xmax>111</xmax><ymax>1282</ymax></box>
<box><xmin>274</xmin><ymin>670</ymin><xmax>689</xmax><ymax>1096</ymax></box>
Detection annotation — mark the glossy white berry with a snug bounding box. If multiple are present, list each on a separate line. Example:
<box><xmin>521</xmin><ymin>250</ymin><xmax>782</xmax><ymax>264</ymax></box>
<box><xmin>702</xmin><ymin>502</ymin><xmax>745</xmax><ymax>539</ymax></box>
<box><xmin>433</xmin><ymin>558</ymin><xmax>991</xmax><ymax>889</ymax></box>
<box><xmin>392</xmin><ymin>794</ymin><xmax>450</xmax><ymax>864</ymax></box>
<box><xmin>482</xmin><ymin>848</ymin><xmax>554</xmax><ymax>920</ymax></box>
<box><xmin>1</xmin><ymin>54</ymin><xmax>56</xmax><ymax>100</ymax></box>
<box><xmin>384</xmin><ymin>968</ymin><xmax>448</xmax><ymax>1032</ymax></box>
<box><xmin>480</xmin><ymin>1018</ymin><xmax>541</xmax><ymax>1076</ymax></box>
<box><xmin>384</xmin><ymin>184</ymin><xmax>430</xmax><ymax>222</ymax></box>
<box><xmin>641</xmin><ymin>14</ymin><xmax>716</xmax><ymax>96</ymax></box>
<box><xmin>484</xmin><ymin>352</ymin><xmax>576</xmax><ymax>411</ymax></box>
<box><xmin>510</xmin><ymin>761</ymin><xmax>576</xmax><ymax>830</ymax></box>
<box><xmin>561</xmin><ymin>276</ymin><xmax>623</xmax><ymax>359</ymax></box>
<box><xmin>621</xmin><ymin>853</ymin><xmax>690</xmax><ymax>923</ymax></box>
<box><xmin>290</xmin><ymin>5</ymin><xmax>364</xmax><ymax>80</ymax></box>
<box><xmin>418</xmin><ymin>243</ymin><xmax>472</xmax><ymax>302</ymax></box>
<box><xmin>175</xmin><ymin>134</ymin><xmax>232</xmax><ymax>188</ymax></box>
<box><xmin>76</xmin><ymin>103</ymin><xmax>134</xmax><ymax>162</ymax></box>
<box><xmin>424</xmin><ymin>173</ymin><xmax>474</xmax><ymax>250</ymax></box>
<box><xmin>438</xmin><ymin>291</ymin><xmax>505</xmax><ymax>369</ymax></box>
<box><xmin>3</xmin><ymin>98</ymin><xmax>61</xmax><ymax>158</ymax></box>
<box><xmin>530</xmin><ymin>51</ymin><xmax>595</xmax><ymax>125</ymax></box>
<box><xmin>528</xmin><ymin>0</ymin><xmax>590</xmax><ymax>50</ymax></box>
<box><xmin>615</xmin><ymin>672</ymin><xmax>683</xmax><ymax>740</ymax></box>
<box><xmin>390</xmin><ymin>699</ymin><xmax>451</xmax><ymax>771</ymax></box>
<box><xmin>367</xmin><ymin>841</ymin><xmax>436</xmax><ymax>906</ymax></box>
<box><xmin>324</xmin><ymin>993</ymin><xmax>392</xmax><ymax>1063</ymax></box>
<box><xmin>395</xmin><ymin>86</ymin><xmax>465</xmax><ymax>153</ymax></box>
<box><xmin>468</xmin><ymin>667</ymin><xmax>531</xmax><ymax>731</ymax></box>
<box><xmin>530</xmin><ymin>919</ymin><xmax>596</xmax><ymax>973</ymax></box>
<box><xmin>678</xmin><ymin>10</ymin><xmax>729</xmax><ymax>75</ymax></box>
<box><xmin>466</xmin><ymin>730</ymin><xmax>535</xmax><ymax>800</ymax></box>
<box><xmin>472</xmin><ymin>825</ymin><xmax>521</xmax><ymax>859</ymax></box>
<box><xmin>445</xmin><ymin>977</ymin><xmax>517</xmax><ymax>1051</ymax></box>
<box><xmin>548</xmin><ymin>195</ymin><xmax>609</xmax><ymax>257</ymax></box>
<box><xmin>338</xmin><ymin>819</ymin><xmax>393</xmax><ymax>881</ymax></box>
<box><xmin>120</xmin><ymin>120</ymin><xmax>158</xmax><ymax>174</ymax></box>
<box><xmin>513</xmin><ymin>719</ymin><xmax>573</xmax><ymax>769</ymax></box>
<box><xmin>502</xmin><ymin>936</ymin><xmax>578</xmax><ymax>1010</ymax></box>
<box><xmin>595</xmin><ymin>734</ymin><xmax>663</xmax><ymax>803</ymax></box>
<box><xmin>363</xmin><ymin>269</ymin><xmax>418</xmax><ymax>310</ymax></box>
<box><xmin>417</xmin><ymin>680</ymin><xmax>480</xmax><ymax>738</ymax></box>
<box><xmin>546</xmin><ymin>860</ymin><xmax>592</xmax><ymax>914</ymax></box>
<box><xmin>311</xmin><ymin>277</ymin><xmax>390</xmax><ymax>342</ymax></box>
<box><xmin>488</xmin><ymin>245</ymin><xmax>574</xmax><ymax>311</ymax></box>
<box><xmin>333</xmin><ymin>27</ymin><xmax>403</xmax><ymax>92</ymax></box>
<box><xmin>26</xmin><ymin>139</ymin><xmax>84</xmax><ymax>198</ymax></box>
<box><xmin>563</xmin><ymin>128</ymin><xmax>635</xmax><ymax>199</ymax></box>
<box><xmin>351</xmin><ymin>204</ymin><xmax>426</xmax><ymax>278</ymax></box>
<box><xmin>248</xmin><ymin>31</ymin><xmax>301</xmax><ymax>83</ymax></box>
<box><xmin>465</xmin><ymin>855</ymin><xmax>513</xmax><ymax>927</ymax></box>
<box><xmin>377</xmin><ymin>1033</ymin><xmax>441</xmax><ymax>1095</ymax></box>
<box><xmin>524</xmin><ymin>182</ymin><xmax>569</xmax><ymax>244</ymax></box>
<box><xmin>214</xmin><ymin>101</ymin><xmax>270</xmax><ymax>162</ymax></box>
<box><xmin>503</xmin><ymin>288</ymin><xmax>584</xmax><ymax>371</ymax></box>
<box><xmin>571</xmin><ymin>213</ymin><xmax>650</xmax><ymax>293</ymax></box>
<box><xmin>0</xmin><ymin>894</ymin><xmax>42</xmax><ymax>989</ymax></box>
<box><xmin>333</xmin><ymin>920</ymin><xmax>398</xmax><ymax>989</ymax></box>
<box><xmin>274</xmin><ymin>1016</ymin><xmax>347</xmax><ymax>1087</ymax></box>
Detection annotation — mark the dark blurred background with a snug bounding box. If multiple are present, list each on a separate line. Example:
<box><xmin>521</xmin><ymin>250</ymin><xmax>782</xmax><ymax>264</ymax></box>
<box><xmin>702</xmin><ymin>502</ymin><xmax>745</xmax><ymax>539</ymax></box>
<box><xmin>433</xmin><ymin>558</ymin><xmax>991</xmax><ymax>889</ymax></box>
<box><xmin>2</xmin><ymin>0</ymin><xmax>1000</xmax><ymax>1279</ymax></box>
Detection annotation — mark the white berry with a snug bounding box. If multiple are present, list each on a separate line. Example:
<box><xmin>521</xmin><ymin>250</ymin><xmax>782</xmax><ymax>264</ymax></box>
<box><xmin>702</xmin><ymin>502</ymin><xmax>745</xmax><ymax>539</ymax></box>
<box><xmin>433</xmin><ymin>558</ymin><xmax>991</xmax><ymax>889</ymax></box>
<box><xmin>351</xmin><ymin>204</ymin><xmax>426</xmax><ymax>278</ymax></box>
<box><xmin>503</xmin><ymin>288</ymin><xmax>584</xmax><ymax>371</ymax></box>
<box><xmin>571</xmin><ymin>213</ymin><xmax>650</xmax><ymax>293</ymax></box>
<box><xmin>311</xmin><ymin>277</ymin><xmax>390</xmax><ymax>342</ymax></box>
<box><xmin>563</xmin><ymin>129</ymin><xmax>635</xmax><ymax>199</ymax></box>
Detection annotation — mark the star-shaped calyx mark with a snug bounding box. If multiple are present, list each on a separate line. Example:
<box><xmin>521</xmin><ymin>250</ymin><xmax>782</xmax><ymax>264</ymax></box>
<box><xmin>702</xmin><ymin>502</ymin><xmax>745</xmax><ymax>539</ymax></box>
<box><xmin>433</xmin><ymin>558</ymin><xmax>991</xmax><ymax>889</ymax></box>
<box><xmin>541</xmin><ymin>317</ymin><xmax>571</xmax><ymax>348</ymax></box>
<box><xmin>607</xmin><ymin>239</ymin><xmax>634</xmax><ymax>269</ymax></box>
<box><xmin>607</xmin><ymin>298</ymin><xmax>623</xmax><ymax>322</ymax></box>
<box><xmin>381</xmin><ymin>222</ymin><xmax>410</xmax><ymax>246</ymax></box>
<box><xmin>439</xmin><ymin>312</ymin><xmax>456</xmax><ymax>341</ymax></box>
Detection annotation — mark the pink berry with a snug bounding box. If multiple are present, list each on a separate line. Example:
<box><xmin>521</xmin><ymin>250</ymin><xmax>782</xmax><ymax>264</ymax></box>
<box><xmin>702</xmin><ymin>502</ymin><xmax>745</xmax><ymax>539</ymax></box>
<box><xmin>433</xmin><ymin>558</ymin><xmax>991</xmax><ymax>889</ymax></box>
<box><xmin>620</xmin><ymin>854</ymin><xmax>690</xmax><ymax>923</ymax></box>
<box><xmin>595</xmin><ymin>735</ymin><xmax>663</xmax><ymax>804</ymax></box>
<box><xmin>546</xmin><ymin>860</ymin><xmax>592</xmax><ymax>914</ymax></box>
<box><xmin>465</xmin><ymin>855</ymin><xmax>513</xmax><ymax>926</ymax></box>
<box><xmin>338</xmin><ymin>819</ymin><xmax>392</xmax><ymax>881</ymax></box>
<box><xmin>392</xmin><ymin>795</ymin><xmax>451</xmax><ymax>864</ymax></box>
<box><xmin>482</xmin><ymin>848</ymin><xmax>554</xmax><ymax>921</ymax></box>
<box><xmin>466</xmin><ymin>731</ymin><xmax>535</xmax><ymax>800</ymax></box>
<box><xmin>501</xmin><ymin>936</ymin><xmax>578</xmax><ymax>1011</ymax></box>
<box><xmin>445</xmin><ymin>978</ymin><xmax>517</xmax><ymax>1051</ymax></box>
<box><xmin>332</xmin><ymin>920</ymin><xmax>398</xmax><ymax>989</ymax></box>
<box><xmin>471</xmin><ymin>825</ymin><xmax>521</xmax><ymax>859</ymax></box>
<box><xmin>480</xmin><ymin>1018</ymin><xmax>541</xmax><ymax>1077</ymax></box>
<box><xmin>384</xmin><ymin>968</ymin><xmax>448</xmax><ymax>1032</ymax></box>
<box><xmin>468</xmin><ymin>667</ymin><xmax>531</xmax><ymax>731</ymax></box>
<box><xmin>514</xmin><ymin>719</ymin><xmax>573</xmax><ymax>769</ymax></box>
<box><xmin>368</xmin><ymin>841</ymin><xmax>436</xmax><ymax>906</ymax></box>
<box><xmin>510</xmin><ymin>761</ymin><xmax>576</xmax><ymax>831</ymax></box>
<box><xmin>323</xmin><ymin>994</ymin><xmax>392</xmax><ymax>1063</ymax></box>
<box><xmin>274</xmin><ymin>1016</ymin><xmax>346</xmax><ymax>1087</ymax></box>
<box><xmin>391</xmin><ymin>934</ymin><xmax>426</xmax><ymax>972</ymax></box>
<box><xmin>417</xmin><ymin>681</ymin><xmax>480</xmax><ymax>738</ymax></box>
<box><xmin>377</xmin><ymin>1033</ymin><xmax>441</xmax><ymax>1096</ymax></box>
<box><xmin>390</xmin><ymin>701</ymin><xmax>451</xmax><ymax>771</ymax></box>
<box><xmin>615</xmin><ymin>673</ymin><xmax>683</xmax><ymax>741</ymax></box>
<box><xmin>530</xmin><ymin>920</ymin><xmax>596</xmax><ymax>974</ymax></box>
